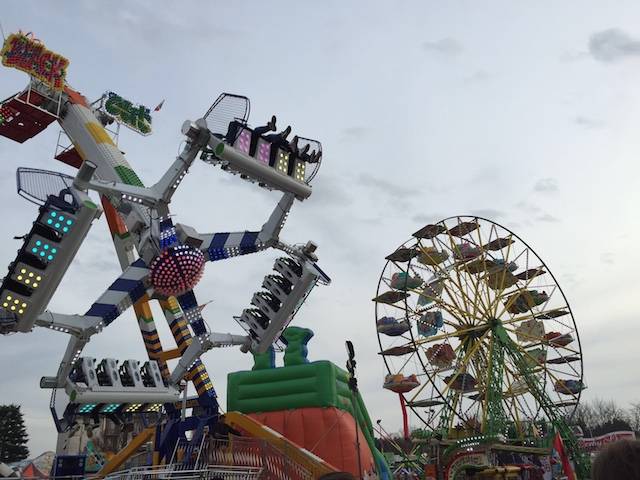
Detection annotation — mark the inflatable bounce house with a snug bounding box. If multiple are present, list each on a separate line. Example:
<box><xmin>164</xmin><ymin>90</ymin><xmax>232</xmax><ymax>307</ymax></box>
<box><xmin>227</xmin><ymin>327</ymin><xmax>391</xmax><ymax>479</ymax></box>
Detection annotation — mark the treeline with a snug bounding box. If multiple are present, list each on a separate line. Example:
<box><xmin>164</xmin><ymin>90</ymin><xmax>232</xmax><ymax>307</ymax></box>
<box><xmin>375</xmin><ymin>398</ymin><xmax>639</xmax><ymax>453</ymax></box>
<box><xmin>572</xmin><ymin>398</ymin><xmax>640</xmax><ymax>437</ymax></box>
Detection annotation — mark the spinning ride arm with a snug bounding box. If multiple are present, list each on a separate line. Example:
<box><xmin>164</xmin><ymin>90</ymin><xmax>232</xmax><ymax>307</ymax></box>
<box><xmin>206</xmin><ymin>135</ymin><xmax>311</xmax><ymax>201</ymax></box>
<box><xmin>182</xmin><ymin>192</ymin><xmax>295</xmax><ymax>262</ymax></box>
<box><xmin>0</xmin><ymin>33</ymin><xmax>330</xmax><ymax>442</ymax></box>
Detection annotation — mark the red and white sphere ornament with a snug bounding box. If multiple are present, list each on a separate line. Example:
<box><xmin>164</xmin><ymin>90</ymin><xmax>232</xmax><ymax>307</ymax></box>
<box><xmin>149</xmin><ymin>245</ymin><xmax>205</xmax><ymax>297</ymax></box>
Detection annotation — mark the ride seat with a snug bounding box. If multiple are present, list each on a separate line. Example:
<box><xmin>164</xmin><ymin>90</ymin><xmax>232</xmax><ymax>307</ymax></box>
<box><xmin>231</xmin><ymin>124</ymin><xmax>252</xmax><ymax>154</ymax></box>
<box><xmin>254</xmin><ymin>136</ymin><xmax>272</xmax><ymax>164</ymax></box>
<box><xmin>212</xmin><ymin>119</ymin><xmax>245</xmax><ymax>143</ymax></box>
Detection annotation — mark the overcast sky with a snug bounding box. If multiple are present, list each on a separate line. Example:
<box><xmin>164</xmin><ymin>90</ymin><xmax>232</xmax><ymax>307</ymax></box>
<box><xmin>1</xmin><ymin>1</ymin><xmax>640</xmax><ymax>456</ymax></box>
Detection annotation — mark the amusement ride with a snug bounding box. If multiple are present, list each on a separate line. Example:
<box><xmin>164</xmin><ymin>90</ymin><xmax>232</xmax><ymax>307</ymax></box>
<box><xmin>0</xmin><ymin>31</ymin><xmax>371</xmax><ymax>479</ymax></box>
<box><xmin>375</xmin><ymin>216</ymin><xmax>589</xmax><ymax>478</ymax></box>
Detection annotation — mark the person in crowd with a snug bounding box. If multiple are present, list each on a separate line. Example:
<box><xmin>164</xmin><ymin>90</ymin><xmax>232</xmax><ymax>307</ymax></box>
<box><xmin>591</xmin><ymin>439</ymin><xmax>640</xmax><ymax>479</ymax></box>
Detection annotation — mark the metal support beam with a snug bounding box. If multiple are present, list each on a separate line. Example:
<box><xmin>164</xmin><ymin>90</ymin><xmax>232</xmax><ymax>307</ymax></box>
<box><xmin>257</xmin><ymin>192</ymin><xmax>295</xmax><ymax>247</ymax></box>
<box><xmin>35</xmin><ymin>311</ymin><xmax>102</xmax><ymax>338</ymax></box>
<box><xmin>169</xmin><ymin>332</ymin><xmax>249</xmax><ymax>385</ymax></box>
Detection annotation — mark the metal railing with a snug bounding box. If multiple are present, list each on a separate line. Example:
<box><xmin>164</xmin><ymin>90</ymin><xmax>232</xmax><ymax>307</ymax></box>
<box><xmin>101</xmin><ymin>436</ymin><xmax>313</xmax><ymax>480</ymax></box>
<box><xmin>104</xmin><ymin>464</ymin><xmax>262</xmax><ymax>480</ymax></box>
<box><xmin>202</xmin><ymin>437</ymin><xmax>313</xmax><ymax>480</ymax></box>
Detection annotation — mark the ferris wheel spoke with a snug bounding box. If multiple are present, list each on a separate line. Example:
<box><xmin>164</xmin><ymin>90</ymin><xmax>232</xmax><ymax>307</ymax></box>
<box><xmin>394</xmin><ymin>349</ymin><xmax>422</xmax><ymax>374</ymax></box>
<box><xmin>502</xmin><ymin>325</ymin><xmax>581</xmax><ymax>356</ymax></box>
<box><xmin>422</xmin><ymin>232</ymin><xmax>493</xmax><ymax>324</ymax></box>
<box><xmin>438</xmin><ymin>287</ymin><xmax>480</xmax><ymax>324</ymax></box>
<box><xmin>416</xmin><ymin>249</ymin><xmax>488</xmax><ymax>320</ymax></box>
<box><xmin>506</xmin><ymin>336</ymin><xmax>579</xmax><ymax>404</ymax></box>
<box><xmin>432</xmin><ymin>297</ymin><xmax>485</xmax><ymax>324</ymax></box>
<box><xmin>539</xmin><ymin>362</ymin><xmax>582</xmax><ymax>380</ymax></box>
<box><xmin>475</xmin><ymin>336</ymin><xmax>493</xmax><ymax>430</ymax></box>
<box><xmin>432</xmin><ymin>229</ymin><xmax>476</xmax><ymax>320</ymax></box>
<box><xmin>484</xmin><ymin>235</ymin><xmax>518</xmax><ymax>317</ymax></box>
<box><xmin>381</xmin><ymin>299</ymin><xmax>418</xmax><ymax>316</ymax></box>
<box><xmin>438</xmin><ymin>329</ymin><xmax>490</xmax><ymax>398</ymax></box>
<box><xmin>405</xmin><ymin>283</ymin><xmax>485</xmax><ymax>325</ymax></box>
<box><xmin>467</xmin><ymin>223</ymin><xmax>500</xmax><ymax>322</ymax></box>
<box><xmin>453</xmin><ymin>224</ymin><xmax>498</xmax><ymax>321</ymax></box>
<box><xmin>412</xmin><ymin>322</ymin><xmax>490</xmax><ymax>347</ymax></box>
<box><xmin>492</xmin><ymin>262</ymin><xmax>553</xmax><ymax>321</ymax></box>
<box><xmin>546</xmin><ymin>314</ymin><xmax>578</xmax><ymax>332</ymax></box>
<box><xmin>502</xmin><ymin>367</ymin><xmax>525</xmax><ymax>437</ymax></box>
<box><xmin>408</xmin><ymin>339</ymin><xmax>467</xmax><ymax>403</ymax></box>
<box><xmin>480</xmin><ymin>234</ymin><xmax>518</xmax><ymax>317</ymax></box>
<box><xmin>415</xmin><ymin>241</ymin><xmax>475</xmax><ymax>321</ymax></box>
<box><xmin>499</xmin><ymin>310</ymin><xmax>564</xmax><ymax>329</ymax></box>
<box><xmin>546</xmin><ymin>347</ymin><xmax>582</xmax><ymax>378</ymax></box>
<box><xmin>453</xmin><ymin>259</ymin><xmax>493</xmax><ymax>325</ymax></box>
<box><xmin>503</xmin><ymin>361</ymin><xmax>543</xmax><ymax>423</ymax></box>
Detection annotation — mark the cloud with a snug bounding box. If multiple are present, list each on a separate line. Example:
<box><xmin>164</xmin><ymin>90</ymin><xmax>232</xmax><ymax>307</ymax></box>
<box><xmin>516</xmin><ymin>201</ymin><xmax>541</xmax><ymax>213</ymax></box>
<box><xmin>574</xmin><ymin>116</ymin><xmax>605</xmax><ymax>129</ymax></box>
<box><xmin>560</xmin><ymin>272</ymin><xmax>579</xmax><ymax>287</ymax></box>
<box><xmin>412</xmin><ymin>213</ymin><xmax>445</xmax><ymax>224</ymax></box>
<box><xmin>533</xmin><ymin>178</ymin><xmax>558</xmax><ymax>193</ymax></box>
<box><xmin>588</xmin><ymin>28</ymin><xmax>640</xmax><ymax>63</ymax></box>
<box><xmin>559</xmin><ymin>51</ymin><xmax>588</xmax><ymax>63</ymax></box>
<box><xmin>536</xmin><ymin>213</ymin><xmax>559</xmax><ymax>222</ymax></box>
<box><xmin>422</xmin><ymin>38</ymin><xmax>463</xmax><ymax>56</ymax></box>
<box><xmin>339</xmin><ymin>127</ymin><xmax>370</xmax><ymax>142</ymax></box>
<box><xmin>356</xmin><ymin>173</ymin><xmax>418</xmax><ymax>199</ymax></box>
<box><xmin>469</xmin><ymin>208</ymin><xmax>506</xmax><ymax>219</ymax></box>
<box><xmin>304</xmin><ymin>175</ymin><xmax>353</xmax><ymax>206</ymax></box>
<box><xmin>463</xmin><ymin>70</ymin><xmax>491</xmax><ymax>84</ymax></box>
<box><xmin>601</xmin><ymin>252</ymin><xmax>614</xmax><ymax>265</ymax></box>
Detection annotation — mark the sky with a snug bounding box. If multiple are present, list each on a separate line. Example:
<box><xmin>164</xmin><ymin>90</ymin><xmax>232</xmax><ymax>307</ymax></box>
<box><xmin>0</xmin><ymin>0</ymin><xmax>639</xmax><ymax>456</ymax></box>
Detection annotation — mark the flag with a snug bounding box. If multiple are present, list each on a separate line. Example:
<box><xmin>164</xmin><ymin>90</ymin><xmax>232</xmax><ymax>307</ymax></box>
<box><xmin>552</xmin><ymin>432</ymin><xmax>576</xmax><ymax>480</ymax></box>
<box><xmin>153</xmin><ymin>99</ymin><xmax>165</xmax><ymax>112</ymax></box>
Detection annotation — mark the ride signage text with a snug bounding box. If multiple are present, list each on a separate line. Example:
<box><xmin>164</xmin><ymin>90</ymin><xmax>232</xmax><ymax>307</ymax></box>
<box><xmin>1</xmin><ymin>33</ymin><xmax>68</xmax><ymax>91</ymax></box>
<box><xmin>104</xmin><ymin>91</ymin><xmax>152</xmax><ymax>135</ymax></box>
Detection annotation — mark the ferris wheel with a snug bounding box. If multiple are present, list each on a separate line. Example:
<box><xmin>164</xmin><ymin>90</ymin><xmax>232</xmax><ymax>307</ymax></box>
<box><xmin>374</xmin><ymin>216</ymin><xmax>585</xmax><ymax>442</ymax></box>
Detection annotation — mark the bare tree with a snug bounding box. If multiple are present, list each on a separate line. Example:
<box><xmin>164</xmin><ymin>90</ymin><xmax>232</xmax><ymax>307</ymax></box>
<box><xmin>628</xmin><ymin>402</ymin><xmax>640</xmax><ymax>433</ymax></box>
<box><xmin>571</xmin><ymin>399</ymin><xmax>635</xmax><ymax>437</ymax></box>
<box><xmin>573</xmin><ymin>402</ymin><xmax>597</xmax><ymax>434</ymax></box>
<box><xmin>591</xmin><ymin>398</ymin><xmax>629</xmax><ymax>425</ymax></box>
